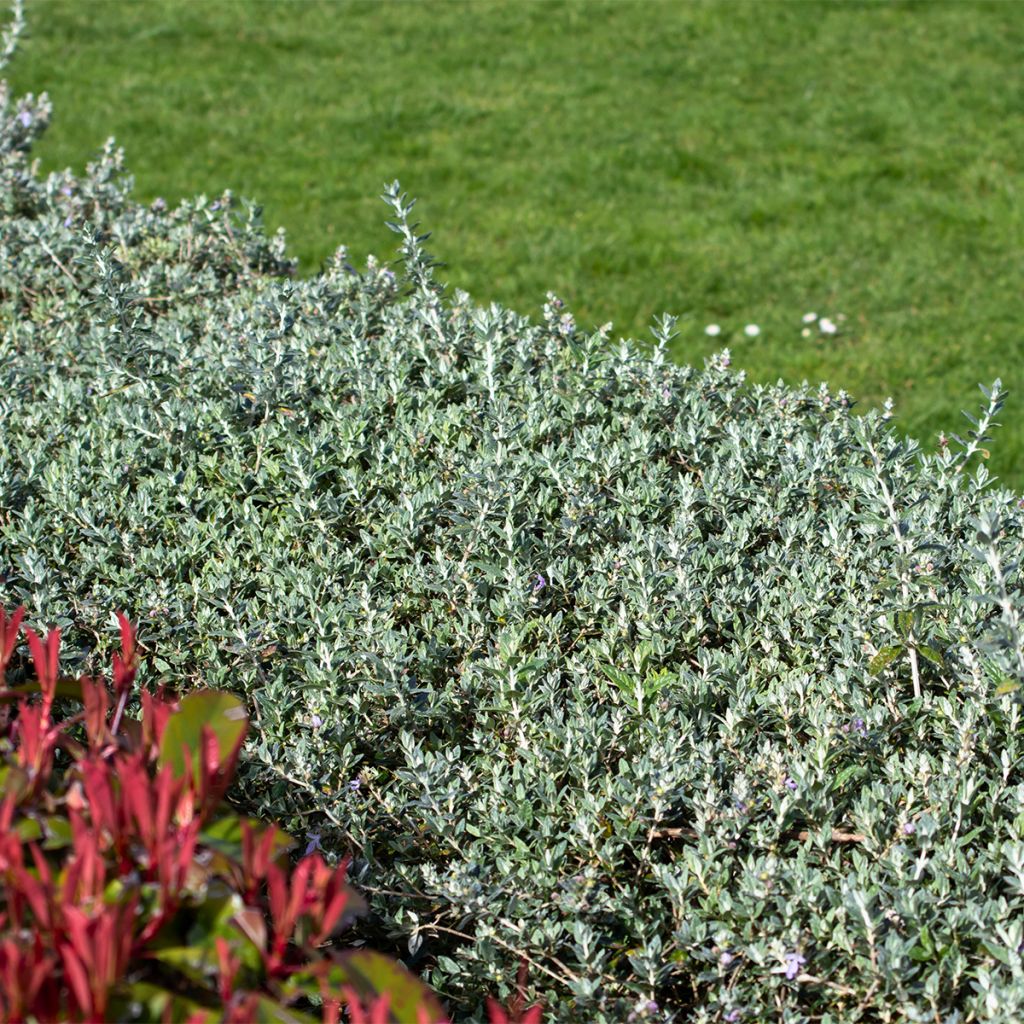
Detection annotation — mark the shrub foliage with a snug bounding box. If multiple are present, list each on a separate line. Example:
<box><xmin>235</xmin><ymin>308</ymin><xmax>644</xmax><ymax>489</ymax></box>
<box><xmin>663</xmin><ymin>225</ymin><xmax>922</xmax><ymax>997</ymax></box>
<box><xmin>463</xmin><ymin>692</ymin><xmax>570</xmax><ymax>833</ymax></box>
<box><xmin>2</xmin><ymin>5</ymin><xmax>1024</xmax><ymax>1021</ymax></box>
<box><xmin>0</xmin><ymin>605</ymin><xmax>464</xmax><ymax>1022</ymax></box>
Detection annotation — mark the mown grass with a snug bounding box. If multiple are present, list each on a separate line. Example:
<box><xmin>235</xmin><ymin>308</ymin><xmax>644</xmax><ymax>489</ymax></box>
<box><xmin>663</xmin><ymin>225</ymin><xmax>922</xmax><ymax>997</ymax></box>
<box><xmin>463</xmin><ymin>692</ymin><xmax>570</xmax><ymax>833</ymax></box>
<box><xmin>8</xmin><ymin>0</ymin><xmax>1024</xmax><ymax>487</ymax></box>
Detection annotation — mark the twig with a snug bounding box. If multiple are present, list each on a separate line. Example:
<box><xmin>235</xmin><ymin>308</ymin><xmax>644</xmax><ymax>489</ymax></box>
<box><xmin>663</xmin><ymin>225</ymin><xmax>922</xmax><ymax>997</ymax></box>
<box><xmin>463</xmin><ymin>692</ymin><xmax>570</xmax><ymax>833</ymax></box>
<box><xmin>413</xmin><ymin>922</ymin><xmax>581</xmax><ymax>989</ymax></box>
<box><xmin>649</xmin><ymin>825</ymin><xmax>866</xmax><ymax>844</ymax></box>
<box><xmin>795</xmin><ymin>973</ymin><xmax>858</xmax><ymax>996</ymax></box>
<box><xmin>38</xmin><ymin>237</ymin><xmax>79</xmax><ymax>289</ymax></box>
<box><xmin>95</xmin><ymin>381</ymin><xmax>141</xmax><ymax>400</ymax></box>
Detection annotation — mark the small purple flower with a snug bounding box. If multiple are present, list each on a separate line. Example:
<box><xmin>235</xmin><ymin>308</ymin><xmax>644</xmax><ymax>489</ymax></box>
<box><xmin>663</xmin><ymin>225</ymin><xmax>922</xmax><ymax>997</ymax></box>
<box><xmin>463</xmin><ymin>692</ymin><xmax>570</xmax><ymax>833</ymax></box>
<box><xmin>735</xmin><ymin>800</ymin><xmax>748</xmax><ymax>814</ymax></box>
<box><xmin>902</xmin><ymin>820</ymin><xmax>916</xmax><ymax>835</ymax></box>
<box><xmin>303</xmin><ymin>831</ymin><xmax>323</xmax><ymax>856</ymax></box>
<box><xmin>783</xmin><ymin>951</ymin><xmax>806</xmax><ymax>980</ymax></box>
<box><xmin>63</xmin><ymin>216</ymin><xmax>73</xmax><ymax>228</ymax></box>
<box><xmin>725</xmin><ymin>1011</ymin><xmax>742</xmax><ymax>1023</ymax></box>
<box><xmin>210</xmin><ymin>200</ymin><xmax>221</xmax><ymax>211</ymax></box>
<box><xmin>719</xmin><ymin>951</ymin><xmax>735</xmax><ymax>967</ymax></box>
<box><xmin>626</xmin><ymin>1001</ymin><xmax>659</xmax><ymax>1021</ymax></box>
<box><xmin>151</xmin><ymin>197</ymin><xmax>166</xmax><ymax>211</ymax></box>
<box><xmin>310</xmin><ymin>714</ymin><xmax>323</xmax><ymax>729</ymax></box>
<box><xmin>533</xmin><ymin>573</ymin><xmax>547</xmax><ymax>593</ymax></box>
<box><xmin>784</xmin><ymin>777</ymin><xmax>798</xmax><ymax>792</ymax></box>
<box><xmin>60</xmin><ymin>184</ymin><xmax>73</xmax><ymax>197</ymax></box>
<box><xmin>853</xmin><ymin>717</ymin><xmax>866</xmax><ymax>735</ymax></box>
<box><xmin>348</xmin><ymin>777</ymin><xmax>362</xmax><ymax>792</ymax></box>
<box><xmin>662</xmin><ymin>387</ymin><xmax>671</xmax><ymax>400</ymax></box>
<box><xmin>17</xmin><ymin>110</ymin><xmax>32</xmax><ymax>128</ymax></box>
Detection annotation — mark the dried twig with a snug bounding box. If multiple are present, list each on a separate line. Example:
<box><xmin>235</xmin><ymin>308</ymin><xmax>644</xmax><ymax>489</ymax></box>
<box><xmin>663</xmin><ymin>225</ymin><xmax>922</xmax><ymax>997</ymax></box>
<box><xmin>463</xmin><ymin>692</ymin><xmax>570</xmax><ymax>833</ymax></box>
<box><xmin>650</xmin><ymin>825</ymin><xmax>866</xmax><ymax>845</ymax></box>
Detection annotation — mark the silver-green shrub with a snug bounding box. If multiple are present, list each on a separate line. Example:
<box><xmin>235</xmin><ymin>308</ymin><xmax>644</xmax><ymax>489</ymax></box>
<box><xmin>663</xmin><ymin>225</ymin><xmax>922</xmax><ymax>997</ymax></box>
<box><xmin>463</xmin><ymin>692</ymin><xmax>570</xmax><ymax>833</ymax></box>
<box><xmin>3</xmin><ymin>11</ymin><xmax>1024</xmax><ymax>1021</ymax></box>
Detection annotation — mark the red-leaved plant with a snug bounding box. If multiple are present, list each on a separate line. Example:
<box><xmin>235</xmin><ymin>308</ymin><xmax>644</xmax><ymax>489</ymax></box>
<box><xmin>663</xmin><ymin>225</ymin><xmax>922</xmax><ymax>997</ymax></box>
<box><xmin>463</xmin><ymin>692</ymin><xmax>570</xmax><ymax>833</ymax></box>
<box><xmin>0</xmin><ymin>605</ymin><xmax>542</xmax><ymax>1023</ymax></box>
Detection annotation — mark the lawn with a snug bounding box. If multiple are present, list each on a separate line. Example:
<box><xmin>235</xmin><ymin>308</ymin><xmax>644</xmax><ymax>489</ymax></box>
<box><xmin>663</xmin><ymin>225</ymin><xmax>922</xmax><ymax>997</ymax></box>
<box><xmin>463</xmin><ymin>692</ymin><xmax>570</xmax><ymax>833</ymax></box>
<box><xmin>7</xmin><ymin>0</ymin><xmax>1024</xmax><ymax>488</ymax></box>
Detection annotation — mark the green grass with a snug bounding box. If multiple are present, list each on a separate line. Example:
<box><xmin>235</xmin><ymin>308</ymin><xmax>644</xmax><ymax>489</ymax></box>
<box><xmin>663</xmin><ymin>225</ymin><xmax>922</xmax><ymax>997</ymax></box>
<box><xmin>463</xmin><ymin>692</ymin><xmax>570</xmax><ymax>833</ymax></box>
<box><xmin>8</xmin><ymin>0</ymin><xmax>1024</xmax><ymax>487</ymax></box>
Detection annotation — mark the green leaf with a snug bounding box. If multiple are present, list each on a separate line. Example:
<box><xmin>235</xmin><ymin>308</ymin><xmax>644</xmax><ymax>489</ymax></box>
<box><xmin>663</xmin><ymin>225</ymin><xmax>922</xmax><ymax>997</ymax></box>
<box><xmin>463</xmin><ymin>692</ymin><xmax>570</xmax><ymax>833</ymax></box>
<box><xmin>869</xmin><ymin>645</ymin><xmax>903</xmax><ymax>675</ymax></box>
<box><xmin>994</xmin><ymin>678</ymin><xmax>1021</xmax><ymax>696</ymax></box>
<box><xmin>830</xmin><ymin>764</ymin><xmax>868</xmax><ymax>791</ymax></box>
<box><xmin>159</xmin><ymin>690</ymin><xmax>248</xmax><ymax>786</ymax></box>
<box><xmin>909</xmin><ymin>926</ymin><xmax>935</xmax><ymax>962</ymax></box>
<box><xmin>643</xmin><ymin>668</ymin><xmax>674</xmax><ymax>696</ymax></box>
<box><xmin>40</xmin><ymin>814</ymin><xmax>74</xmax><ymax>850</ymax></box>
<box><xmin>916</xmin><ymin>644</ymin><xmax>944</xmax><ymax>667</ymax></box>
<box><xmin>188</xmin><ymin>889</ymin><xmax>265</xmax><ymax>972</ymax></box>
<box><xmin>116</xmin><ymin>980</ymin><xmax>213</xmax><ymax>1023</ymax></box>
<box><xmin>310</xmin><ymin>950</ymin><xmax>448</xmax><ymax>1023</ymax></box>
<box><xmin>0</xmin><ymin>675</ymin><xmax>88</xmax><ymax>705</ymax></box>
<box><xmin>0</xmin><ymin>764</ymin><xmax>29</xmax><ymax>803</ymax></box>
<box><xmin>144</xmin><ymin>945</ymin><xmax>217</xmax><ymax>988</ymax></box>
<box><xmin>14</xmin><ymin>816</ymin><xmax>43</xmax><ymax>842</ymax></box>
<box><xmin>200</xmin><ymin>814</ymin><xmax>295</xmax><ymax>865</ymax></box>
<box><xmin>249</xmin><ymin>995</ymin><xmax>320</xmax><ymax>1024</ymax></box>
<box><xmin>598</xmin><ymin>662</ymin><xmax>634</xmax><ymax>692</ymax></box>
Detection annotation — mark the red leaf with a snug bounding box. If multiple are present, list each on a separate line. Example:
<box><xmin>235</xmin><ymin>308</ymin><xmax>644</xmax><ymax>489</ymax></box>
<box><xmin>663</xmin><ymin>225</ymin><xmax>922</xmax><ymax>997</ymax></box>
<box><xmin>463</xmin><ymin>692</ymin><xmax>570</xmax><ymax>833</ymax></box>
<box><xmin>79</xmin><ymin>675</ymin><xmax>112</xmax><ymax>751</ymax></box>
<box><xmin>280</xmin><ymin>855</ymin><xmax>314</xmax><ymax>941</ymax></box>
<box><xmin>0</xmin><ymin>792</ymin><xmax>15</xmax><ymax>834</ymax></box>
<box><xmin>23</xmin><ymin>626</ymin><xmax>60</xmax><ymax>720</ymax></box>
<box><xmin>342</xmin><ymin>987</ymin><xmax>392</xmax><ymax>1024</ymax></box>
<box><xmin>27</xmin><ymin>842</ymin><xmax>52</xmax><ymax>893</ymax></box>
<box><xmin>215</xmin><ymin>936</ymin><xmax>240</xmax><ymax>1003</ymax></box>
<box><xmin>115</xmin><ymin>611</ymin><xmax>137</xmax><ymax>670</ymax></box>
<box><xmin>81</xmin><ymin>759</ymin><xmax>119</xmax><ymax>840</ymax></box>
<box><xmin>0</xmin><ymin>605</ymin><xmax>24</xmax><ymax>683</ymax></box>
<box><xmin>59</xmin><ymin>943</ymin><xmax>92</xmax><ymax>1019</ymax></box>
<box><xmin>0</xmin><ymin>934</ymin><xmax>54</xmax><ymax>1021</ymax></box>
<box><xmin>121</xmin><ymin>754</ymin><xmax>155</xmax><ymax>850</ymax></box>
<box><xmin>154</xmin><ymin>761</ymin><xmax>182</xmax><ymax>849</ymax></box>
<box><xmin>311</xmin><ymin>859</ymin><xmax>353</xmax><ymax>945</ymax></box>
<box><xmin>13</xmin><ymin>860</ymin><xmax>51</xmax><ymax>932</ymax></box>
<box><xmin>486</xmin><ymin>998</ymin><xmax>510</xmax><ymax>1024</ymax></box>
<box><xmin>241</xmin><ymin>820</ymin><xmax>281</xmax><ymax>898</ymax></box>
<box><xmin>486</xmin><ymin>995</ymin><xmax>544</xmax><ymax>1024</ymax></box>
<box><xmin>141</xmin><ymin>686</ymin><xmax>177</xmax><ymax>755</ymax></box>
<box><xmin>14</xmin><ymin>702</ymin><xmax>57</xmax><ymax>787</ymax></box>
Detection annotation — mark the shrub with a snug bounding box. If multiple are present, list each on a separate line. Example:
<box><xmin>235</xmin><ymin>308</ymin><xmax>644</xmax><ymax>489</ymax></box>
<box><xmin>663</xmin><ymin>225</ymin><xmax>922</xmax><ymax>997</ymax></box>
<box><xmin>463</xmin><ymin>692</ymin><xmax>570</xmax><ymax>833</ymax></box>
<box><xmin>0</xmin><ymin>602</ymin><xmax>542</xmax><ymax>1023</ymax></box>
<box><xmin>2</xmin><ymin>4</ymin><xmax>1024</xmax><ymax>1020</ymax></box>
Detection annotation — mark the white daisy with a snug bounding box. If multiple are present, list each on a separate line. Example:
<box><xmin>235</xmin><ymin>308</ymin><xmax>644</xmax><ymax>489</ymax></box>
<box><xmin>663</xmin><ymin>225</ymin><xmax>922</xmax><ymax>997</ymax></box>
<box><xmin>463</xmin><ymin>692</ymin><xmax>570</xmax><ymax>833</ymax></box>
<box><xmin>819</xmin><ymin>318</ymin><xmax>837</xmax><ymax>335</ymax></box>
<box><xmin>744</xmin><ymin>324</ymin><xmax>760</xmax><ymax>338</ymax></box>
<box><xmin>802</xmin><ymin>312</ymin><xmax>817</xmax><ymax>323</ymax></box>
<box><xmin>705</xmin><ymin>324</ymin><xmax>721</xmax><ymax>337</ymax></box>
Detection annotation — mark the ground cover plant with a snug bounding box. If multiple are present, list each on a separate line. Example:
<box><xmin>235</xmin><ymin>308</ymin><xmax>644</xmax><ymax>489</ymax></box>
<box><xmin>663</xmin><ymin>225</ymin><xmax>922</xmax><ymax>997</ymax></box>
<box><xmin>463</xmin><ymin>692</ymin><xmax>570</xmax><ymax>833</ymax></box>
<box><xmin>7</xmin><ymin>0</ymin><xmax>1024</xmax><ymax>490</ymax></box>
<box><xmin>3</xmin><ymin>4</ymin><xmax>1024</xmax><ymax>1022</ymax></box>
